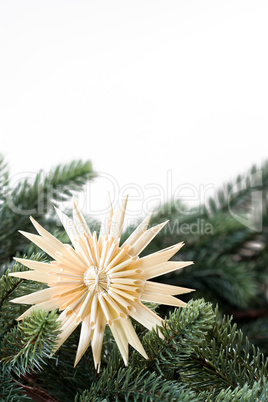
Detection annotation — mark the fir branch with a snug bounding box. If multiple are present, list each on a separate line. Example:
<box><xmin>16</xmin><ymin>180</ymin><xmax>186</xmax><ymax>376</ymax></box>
<box><xmin>29</xmin><ymin>326</ymin><xmax>98</xmax><ymax>401</ymax></box>
<box><xmin>1</xmin><ymin>309</ymin><xmax>60</xmax><ymax>377</ymax></box>
<box><xmin>0</xmin><ymin>365</ymin><xmax>31</xmax><ymax>401</ymax></box>
<box><xmin>203</xmin><ymin>379</ymin><xmax>268</xmax><ymax>401</ymax></box>
<box><xmin>179</xmin><ymin>314</ymin><xmax>268</xmax><ymax>392</ymax></box>
<box><xmin>75</xmin><ymin>367</ymin><xmax>200</xmax><ymax>402</ymax></box>
<box><xmin>136</xmin><ymin>299</ymin><xmax>215</xmax><ymax>379</ymax></box>
<box><xmin>132</xmin><ymin>300</ymin><xmax>268</xmax><ymax>396</ymax></box>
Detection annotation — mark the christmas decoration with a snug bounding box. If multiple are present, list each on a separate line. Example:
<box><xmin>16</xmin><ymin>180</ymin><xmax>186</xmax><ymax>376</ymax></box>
<box><xmin>1</xmin><ymin>157</ymin><xmax>268</xmax><ymax>400</ymax></box>
<box><xmin>10</xmin><ymin>196</ymin><xmax>193</xmax><ymax>371</ymax></box>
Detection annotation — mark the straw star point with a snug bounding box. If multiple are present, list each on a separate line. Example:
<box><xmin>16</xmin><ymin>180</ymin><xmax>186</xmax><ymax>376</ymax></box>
<box><xmin>10</xmin><ymin>196</ymin><xmax>194</xmax><ymax>371</ymax></box>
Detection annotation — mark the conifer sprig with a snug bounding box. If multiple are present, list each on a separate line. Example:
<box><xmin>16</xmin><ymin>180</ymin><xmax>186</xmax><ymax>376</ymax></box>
<box><xmin>75</xmin><ymin>367</ymin><xmax>200</xmax><ymax>402</ymax></box>
<box><xmin>0</xmin><ymin>365</ymin><xmax>31</xmax><ymax>401</ymax></box>
<box><xmin>139</xmin><ymin>299</ymin><xmax>215</xmax><ymax>378</ymax></box>
<box><xmin>1</xmin><ymin>309</ymin><xmax>60</xmax><ymax>377</ymax></box>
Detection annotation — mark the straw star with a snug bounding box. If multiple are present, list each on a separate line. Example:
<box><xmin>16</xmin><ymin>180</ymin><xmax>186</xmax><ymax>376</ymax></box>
<box><xmin>10</xmin><ymin>196</ymin><xmax>194</xmax><ymax>371</ymax></box>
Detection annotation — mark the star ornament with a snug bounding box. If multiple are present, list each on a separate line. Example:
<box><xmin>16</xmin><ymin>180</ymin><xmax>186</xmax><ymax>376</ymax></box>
<box><xmin>10</xmin><ymin>196</ymin><xmax>194</xmax><ymax>371</ymax></box>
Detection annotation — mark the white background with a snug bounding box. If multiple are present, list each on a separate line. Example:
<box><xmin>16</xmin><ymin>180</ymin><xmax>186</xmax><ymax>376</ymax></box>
<box><xmin>1</xmin><ymin>0</ymin><xmax>268</xmax><ymax>221</ymax></box>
